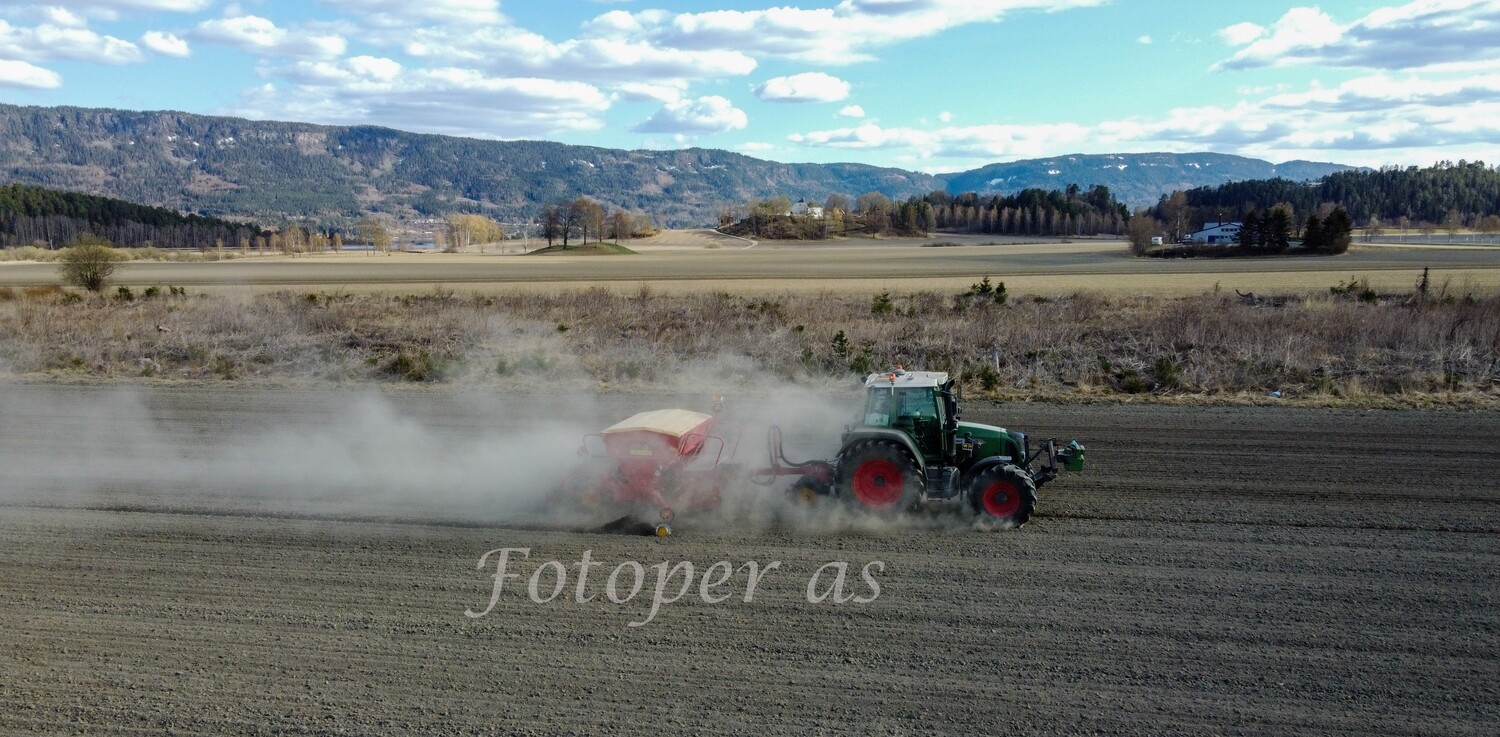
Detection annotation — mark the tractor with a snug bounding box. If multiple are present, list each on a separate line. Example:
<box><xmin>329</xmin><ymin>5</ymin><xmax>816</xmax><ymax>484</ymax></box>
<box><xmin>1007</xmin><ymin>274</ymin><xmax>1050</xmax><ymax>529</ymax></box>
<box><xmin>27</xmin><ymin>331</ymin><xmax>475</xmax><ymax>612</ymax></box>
<box><xmin>778</xmin><ymin>369</ymin><xmax>1084</xmax><ymax>526</ymax></box>
<box><xmin>551</xmin><ymin>369</ymin><xmax>1084</xmax><ymax>534</ymax></box>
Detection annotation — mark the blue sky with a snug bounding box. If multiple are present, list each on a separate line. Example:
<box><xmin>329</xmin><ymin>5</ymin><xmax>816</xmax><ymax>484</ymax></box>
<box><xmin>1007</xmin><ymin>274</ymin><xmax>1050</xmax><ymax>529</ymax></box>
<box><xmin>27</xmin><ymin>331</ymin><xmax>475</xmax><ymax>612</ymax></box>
<box><xmin>1</xmin><ymin>0</ymin><xmax>1497</xmax><ymax>173</ymax></box>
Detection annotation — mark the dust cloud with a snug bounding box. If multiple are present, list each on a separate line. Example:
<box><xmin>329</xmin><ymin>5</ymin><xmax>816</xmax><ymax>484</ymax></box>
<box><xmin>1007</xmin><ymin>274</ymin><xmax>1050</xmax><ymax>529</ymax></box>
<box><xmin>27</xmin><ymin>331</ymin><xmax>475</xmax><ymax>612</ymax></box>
<box><xmin>0</xmin><ymin>386</ymin><xmax>592</xmax><ymax>521</ymax></box>
<box><xmin>0</xmin><ymin>355</ymin><xmax>985</xmax><ymax>534</ymax></box>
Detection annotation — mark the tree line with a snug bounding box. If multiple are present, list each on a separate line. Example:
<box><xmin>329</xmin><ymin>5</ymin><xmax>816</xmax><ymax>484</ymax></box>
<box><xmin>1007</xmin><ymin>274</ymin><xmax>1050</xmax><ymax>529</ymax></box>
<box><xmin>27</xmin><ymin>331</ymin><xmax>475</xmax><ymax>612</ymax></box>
<box><xmin>721</xmin><ymin>184</ymin><xmax>1131</xmax><ymax>239</ymax></box>
<box><xmin>1165</xmin><ymin>161</ymin><xmax>1500</xmax><ymax>231</ymax></box>
<box><xmin>0</xmin><ymin>182</ymin><xmax>264</xmax><ymax>249</ymax></box>
<box><xmin>538</xmin><ymin>198</ymin><xmax>658</xmax><ymax>248</ymax></box>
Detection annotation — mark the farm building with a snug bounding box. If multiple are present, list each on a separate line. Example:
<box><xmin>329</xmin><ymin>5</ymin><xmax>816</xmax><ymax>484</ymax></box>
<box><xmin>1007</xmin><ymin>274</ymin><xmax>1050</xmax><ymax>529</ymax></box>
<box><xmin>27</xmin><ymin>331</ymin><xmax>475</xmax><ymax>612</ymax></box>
<box><xmin>791</xmin><ymin>199</ymin><xmax>825</xmax><ymax>219</ymax></box>
<box><xmin>1188</xmin><ymin>222</ymin><xmax>1242</xmax><ymax>244</ymax></box>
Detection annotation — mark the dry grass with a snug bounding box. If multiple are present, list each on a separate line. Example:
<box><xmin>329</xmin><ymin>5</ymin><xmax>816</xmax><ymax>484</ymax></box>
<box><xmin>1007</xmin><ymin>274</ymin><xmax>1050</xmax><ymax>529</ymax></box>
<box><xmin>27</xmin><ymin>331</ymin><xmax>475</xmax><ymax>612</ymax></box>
<box><xmin>0</xmin><ymin>246</ymin><xmax>244</xmax><ymax>263</ymax></box>
<box><xmin>0</xmin><ymin>285</ymin><xmax>1495</xmax><ymax>405</ymax></box>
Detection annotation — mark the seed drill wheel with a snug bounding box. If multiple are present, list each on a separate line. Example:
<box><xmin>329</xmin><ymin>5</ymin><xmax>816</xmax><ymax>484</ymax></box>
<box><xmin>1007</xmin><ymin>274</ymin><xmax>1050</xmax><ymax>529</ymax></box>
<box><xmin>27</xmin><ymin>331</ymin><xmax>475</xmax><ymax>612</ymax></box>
<box><xmin>968</xmin><ymin>464</ymin><xmax>1038</xmax><ymax>527</ymax></box>
<box><xmin>839</xmin><ymin>440</ymin><xmax>923</xmax><ymax>514</ymax></box>
<box><xmin>787</xmin><ymin>474</ymin><xmax>830</xmax><ymax>507</ymax></box>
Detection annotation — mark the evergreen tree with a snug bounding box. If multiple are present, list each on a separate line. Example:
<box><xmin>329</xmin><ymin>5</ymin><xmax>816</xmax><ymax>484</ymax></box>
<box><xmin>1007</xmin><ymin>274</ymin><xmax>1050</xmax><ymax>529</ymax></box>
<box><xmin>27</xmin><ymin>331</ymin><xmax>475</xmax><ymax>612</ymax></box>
<box><xmin>1237</xmin><ymin>210</ymin><xmax>1260</xmax><ymax>248</ymax></box>
<box><xmin>1302</xmin><ymin>214</ymin><xmax>1325</xmax><ymax>251</ymax></box>
<box><xmin>1265</xmin><ymin>206</ymin><xmax>1292</xmax><ymax>253</ymax></box>
<box><xmin>1322</xmin><ymin>207</ymin><xmax>1354</xmax><ymax>254</ymax></box>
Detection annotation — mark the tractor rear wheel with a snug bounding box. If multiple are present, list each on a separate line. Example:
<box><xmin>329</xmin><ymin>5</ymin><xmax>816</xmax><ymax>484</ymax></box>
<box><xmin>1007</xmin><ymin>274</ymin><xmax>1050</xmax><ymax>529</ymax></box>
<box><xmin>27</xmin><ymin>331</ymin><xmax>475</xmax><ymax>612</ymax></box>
<box><xmin>838</xmin><ymin>440</ymin><xmax>923</xmax><ymax>514</ymax></box>
<box><xmin>968</xmin><ymin>464</ymin><xmax>1037</xmax><ymax>527</ymax></box>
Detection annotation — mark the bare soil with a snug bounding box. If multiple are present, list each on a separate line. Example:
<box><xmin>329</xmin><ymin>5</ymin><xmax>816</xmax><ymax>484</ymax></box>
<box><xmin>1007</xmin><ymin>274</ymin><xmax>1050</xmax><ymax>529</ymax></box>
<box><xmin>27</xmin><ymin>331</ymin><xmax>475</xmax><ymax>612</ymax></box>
<box><xmin>1</xmin><ymin>386</ymin><xmax>1497</xmax><ymax>735</ymax></box>
<box><xmin>2</xmin><ymin>240</ymin><xmax>1497</xmax><ymax>296</ymax></box>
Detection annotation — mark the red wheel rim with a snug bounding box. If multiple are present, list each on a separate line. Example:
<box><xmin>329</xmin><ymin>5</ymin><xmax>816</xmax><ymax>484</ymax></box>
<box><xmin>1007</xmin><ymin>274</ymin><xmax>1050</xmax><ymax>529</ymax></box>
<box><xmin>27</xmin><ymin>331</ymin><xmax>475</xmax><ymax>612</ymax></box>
<box><xmin>852</xmin><ymin>459</ymin><xmax>905</xmax><ymax>509</ymax></box>
<box><xmin>982</xmin><ymin>481</ymin><xmax>1021</xmax><ymax>517</ymax></box>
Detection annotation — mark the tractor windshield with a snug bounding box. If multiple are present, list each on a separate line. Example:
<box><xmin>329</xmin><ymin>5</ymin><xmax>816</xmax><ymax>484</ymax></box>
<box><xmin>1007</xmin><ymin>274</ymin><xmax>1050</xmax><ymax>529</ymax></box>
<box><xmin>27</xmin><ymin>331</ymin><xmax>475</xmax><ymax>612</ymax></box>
<box><xmin>864</xmin><ymin>387</ymin><xmax>940</xmax><ymax>426</ymax></box>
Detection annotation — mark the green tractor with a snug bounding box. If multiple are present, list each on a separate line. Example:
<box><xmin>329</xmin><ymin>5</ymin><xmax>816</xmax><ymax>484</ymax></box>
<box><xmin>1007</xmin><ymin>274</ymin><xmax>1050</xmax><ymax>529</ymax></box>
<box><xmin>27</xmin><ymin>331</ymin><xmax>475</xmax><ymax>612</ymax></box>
<box><xmin>783</xmin><ymin>369</ymin><xmax>1085</xmax><ymax>526</ymax></box>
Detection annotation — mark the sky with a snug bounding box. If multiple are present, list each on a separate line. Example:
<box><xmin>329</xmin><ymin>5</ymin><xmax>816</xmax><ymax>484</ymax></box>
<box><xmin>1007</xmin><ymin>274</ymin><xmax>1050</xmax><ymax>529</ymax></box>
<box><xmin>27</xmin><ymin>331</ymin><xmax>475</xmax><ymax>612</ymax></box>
<box><xmin>0</xmin><ymin>0</ymin><xmax>1496</xmax><ymax>173</ymax></box>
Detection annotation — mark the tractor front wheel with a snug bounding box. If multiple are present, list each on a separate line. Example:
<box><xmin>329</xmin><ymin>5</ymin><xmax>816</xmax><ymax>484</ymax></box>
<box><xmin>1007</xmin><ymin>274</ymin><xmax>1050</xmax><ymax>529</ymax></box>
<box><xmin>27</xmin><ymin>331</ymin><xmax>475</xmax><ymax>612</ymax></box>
<box><xmin>968</xmin><ymin>464</ymin><xmax>1037</xmax><ymax>527</ymax></box>
<box><xmin>838</xmin><ymin>440</ymin><xmax>923</xmax><ymax>514</ymax></box>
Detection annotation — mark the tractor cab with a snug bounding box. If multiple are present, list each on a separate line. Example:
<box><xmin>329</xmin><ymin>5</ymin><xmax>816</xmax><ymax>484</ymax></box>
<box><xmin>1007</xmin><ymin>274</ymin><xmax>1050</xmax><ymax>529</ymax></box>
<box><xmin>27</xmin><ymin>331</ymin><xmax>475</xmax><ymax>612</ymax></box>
<box><xmin>862</xmin><ymin>370</ymin><xmax>952</xmax><ymax>463</ymax></box>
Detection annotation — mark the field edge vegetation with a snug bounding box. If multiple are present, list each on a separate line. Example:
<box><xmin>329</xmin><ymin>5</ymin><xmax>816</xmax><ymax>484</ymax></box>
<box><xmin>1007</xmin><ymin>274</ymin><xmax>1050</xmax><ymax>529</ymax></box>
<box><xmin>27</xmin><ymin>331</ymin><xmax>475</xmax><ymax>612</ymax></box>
<box><xmin>0</xmin><ymin>282</ymin><xmax>1494</xmax><ymax>409</ymax></box>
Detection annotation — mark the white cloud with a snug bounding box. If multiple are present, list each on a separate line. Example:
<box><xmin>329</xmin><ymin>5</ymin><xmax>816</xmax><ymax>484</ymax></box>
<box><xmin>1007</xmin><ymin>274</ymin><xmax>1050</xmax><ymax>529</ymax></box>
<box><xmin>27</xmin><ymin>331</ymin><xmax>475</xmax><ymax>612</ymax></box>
<box><xmin>142</xmin><ymin>31</ymin><xmax>190</xmax><ymax>57</ymax></box>
<box><xmin>634</xmin><ymin>95</ymin><xmax>748</xmax><ymax>134</ymax></box>
<box><xmin>0</xmin><ymin>19</ymin><xmax>142</xmax><ymax>64</ymax></box>
<box><xmin>1262</xmin><ymin>72</ymin><xmax>1500</xmax><ymax>112</ymax></box>
<box><xmin>1218</xmin><ymin>0</ymin><xmax>1500</xmax><ymax>71</ymax></box>
<box><xmin>399</xmin><ymin>25</ymin><xmax>757</xmax><ymax>83</ymax></box>
<box><xmin>35</xmin><ymin>7</ymin><xmax>86</xmax><ymax>28</ymax></box>
<box><xmin>938</xmin><ymin>111</ymin><xmax>952</xmax><ymax>123</ymax></box>
<box><xmin>0</xmin><ymin>58</ymin><xmax>61</xmax><ymax>88</ymax></box>
<box><xmin>194</xmin><ymin>15</ymin><xmax>347</xmax><ymax>59</ymax></box>
<box><xmin>277</xmin><ymin>56</ymin><xmax>403</xmax><ymax>86</ymax></box>
<box><xmin>754</xmin><ymin>71</ymin><xmax>850</xmax><ymax>102</ymax></box>
<box><xmin>613</xmin><ymin>81</ymin><xmax>686</xmax><ymax>103</ymax></box>
<box><xmin>48</xmin><ymin>0</ymin><xmax>213</xmax><ymax>16</ymax></box>
<box><xmin>313</xmin><ymin>0</ymin><xmax>503</xmax><ymax>26</ymax></box>
<box><xmin>1218</xmin><ymin>22</ymin><xmax>1264</xmax><ymax>46</ymax></box>
<box><xmin>1137</xmin><ymin>35</ymin><xmax>1152</xmax><ymax>45</ymax></box>
<box><xmin>233</xmin><ymin>68</ymin><xmax>612</xmax><ymax>139</ymax></box>
<box><xmin>838</xmin><ymin>104</ymin><xmax>866</xmax><ymax>118</ymax></box>
<box><xmin>787</xmin><ymin>70</ymin><xmax>1500</xmax><ymax>168</ymax></box>
<box><xmin>594</xmin><ymin>0</ymin><xmax>1108</xmax><ymax>65</ymax></box>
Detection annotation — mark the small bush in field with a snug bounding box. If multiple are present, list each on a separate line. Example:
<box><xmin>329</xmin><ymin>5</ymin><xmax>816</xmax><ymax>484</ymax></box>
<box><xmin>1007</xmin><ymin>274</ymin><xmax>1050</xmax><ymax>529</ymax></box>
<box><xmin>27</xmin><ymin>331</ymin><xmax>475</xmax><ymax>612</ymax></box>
<box><xmin>389</xmin><ymin>350</ymin><xmax>439</xmax><ymax>381</ymax></box>
<box><xmin>115</xmin><ymin>286</ymin><xmax>134</xmax><ymax>302</ymax></box>
<box><xmin>871</xmin><ymin>292</ymin><xmax>894</xmax><ymax>315</ymax></box>
<box><xmin>1153</xmin><ymin>357</ymin><xmax>1181</xmax><ymax>389</ymax></box>
<box><xmin>58</xmin><ymin>240</ymin><xmax>122</xmax><ymax>292</ymax></box>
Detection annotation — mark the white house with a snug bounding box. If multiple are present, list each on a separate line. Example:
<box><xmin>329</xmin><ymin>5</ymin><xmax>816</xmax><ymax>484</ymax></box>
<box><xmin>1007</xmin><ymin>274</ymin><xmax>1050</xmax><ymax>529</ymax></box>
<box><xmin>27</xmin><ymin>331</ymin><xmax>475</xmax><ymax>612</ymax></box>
<box><xmin>791</xmin><ymin>199</ymin><xmax>825</xmax><ymax>219</ymax></box>
<box><xmin>1188</xmin><ymin>221</ymin><xmax>1242</xmax><ymax>244</ymax></box>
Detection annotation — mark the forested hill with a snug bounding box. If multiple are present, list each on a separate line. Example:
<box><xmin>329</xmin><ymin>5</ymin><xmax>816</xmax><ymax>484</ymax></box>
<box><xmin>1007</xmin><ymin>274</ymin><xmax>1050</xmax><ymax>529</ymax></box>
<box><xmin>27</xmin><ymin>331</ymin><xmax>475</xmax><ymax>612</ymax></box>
<box><xmin>0</xmin><ymin>182</ymin><xmax>263</xmax><ymax>248</ymax></box>
<box><xmin>938</xmin><ymin>153</ymin><xmax>1360</xmax><ymax>207</ymax></box>
<box><xmin>0</xmin><ymin>104</ymin><xmax>936</xmax><ymax>227</ymax></box>
<box><xmin>1172</xmin><ymin>161</ymin><xmax>1500</xmax><ymax>225</ymax></box>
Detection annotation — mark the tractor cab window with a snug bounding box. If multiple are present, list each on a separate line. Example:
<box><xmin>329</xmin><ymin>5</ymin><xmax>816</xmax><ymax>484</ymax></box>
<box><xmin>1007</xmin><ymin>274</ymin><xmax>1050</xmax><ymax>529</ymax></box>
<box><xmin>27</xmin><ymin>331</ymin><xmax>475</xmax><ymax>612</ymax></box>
<box><xmin>864</xmin><ymin>389</ymin><xmax>894</xmax><ymax>426</ymax></box>
<box><xmin>896</xmin><ymin>388</ymin><xmax>940</xmax><ymax>420</ymax></box>
<box><xmin>865</xmin><ymin>387</ymin><xmax>941</xmax><ymax>427</ymax></box>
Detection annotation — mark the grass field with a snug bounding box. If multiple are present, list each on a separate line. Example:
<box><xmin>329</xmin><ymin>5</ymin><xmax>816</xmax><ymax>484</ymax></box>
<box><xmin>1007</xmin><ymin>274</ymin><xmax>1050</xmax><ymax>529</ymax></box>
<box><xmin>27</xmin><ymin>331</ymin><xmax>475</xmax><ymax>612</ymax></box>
<box><xmin>2</xmin><ymin>237</ymin><xmax>1497</xmax><ymax>296</ymax></box>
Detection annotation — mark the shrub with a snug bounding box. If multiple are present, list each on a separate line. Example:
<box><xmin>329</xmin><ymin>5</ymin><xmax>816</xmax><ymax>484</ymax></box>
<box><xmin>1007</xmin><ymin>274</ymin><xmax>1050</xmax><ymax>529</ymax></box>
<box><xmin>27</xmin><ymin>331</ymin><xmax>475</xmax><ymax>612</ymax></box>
<box><xmin>58</xmin><ymin>241</ymin><xmax>123</xmax><ymax>292</ymax></box>
<box><xmin>389</xmin><ymin>350</ymin><xmax>441</xmax><ymax>381</ymax></box>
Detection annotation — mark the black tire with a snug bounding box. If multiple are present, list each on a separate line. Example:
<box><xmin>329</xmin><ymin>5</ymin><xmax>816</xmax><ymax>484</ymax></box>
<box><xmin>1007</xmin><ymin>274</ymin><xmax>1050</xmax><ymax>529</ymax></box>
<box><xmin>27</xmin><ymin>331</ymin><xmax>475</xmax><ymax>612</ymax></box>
<box><xmin>837</xmin><ymin>440</ymin><xmax>923</xmax><ymax>514</ymax></box>
<box><xmin>968</xmin><ymin>464</ymin><xmax>1037</xmax><ymax>527</ymax></box>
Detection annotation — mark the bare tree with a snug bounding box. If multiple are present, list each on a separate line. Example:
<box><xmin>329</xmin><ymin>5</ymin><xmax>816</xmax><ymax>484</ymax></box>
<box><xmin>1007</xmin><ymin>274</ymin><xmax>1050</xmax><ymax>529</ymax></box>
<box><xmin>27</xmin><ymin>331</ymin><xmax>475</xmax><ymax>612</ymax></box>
<box><xmin>584</xmin><ymin>200</ymin><xmax>606</xmax><ymax>244</ymax></box>
<box><xmin>355</xmin><ymin>216</ymin><xmax>392</xmax><ymax>255</ymax></box>
<box><xmin>1126</xmin><ymin>213</ymin><xmax>1162</xmax><ymax>256</ymax></box>
<box><xmin>562</xmin><ymin>200</ymin><xmax>588</xmax><ymax>248</ymax></box>
<box><xmin>1442</xmin><ymin>208</ymin><xmax>1463</xmax><ymax>238</ymax></box>
<box><xmin>610</xmin><ymin>210</ymin><xmax>633</xmax><ymax>242</ymax></box>
<box><xmin>447</xmin><ymin>214</ymin><xmax>502</xmax><ymax>253</ymax></box>
<box><xmin>540</xmin><ymin>205</ymin><xmax>563</xmax><ymax>248</ymax></box>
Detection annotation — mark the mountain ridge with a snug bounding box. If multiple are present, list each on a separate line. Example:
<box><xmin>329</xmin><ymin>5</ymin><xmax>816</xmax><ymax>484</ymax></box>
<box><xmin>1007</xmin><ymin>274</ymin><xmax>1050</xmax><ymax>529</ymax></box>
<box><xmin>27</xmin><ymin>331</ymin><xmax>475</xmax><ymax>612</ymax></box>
<box><xmin>0</xmin><ymin>103</ymin><xmax>1360</xmax><ymax>225</ymax></box>
<box><xmin>936</xmin><ymin>152</ymin><xmax>1363</xmax><ymax>207</ymax></box>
